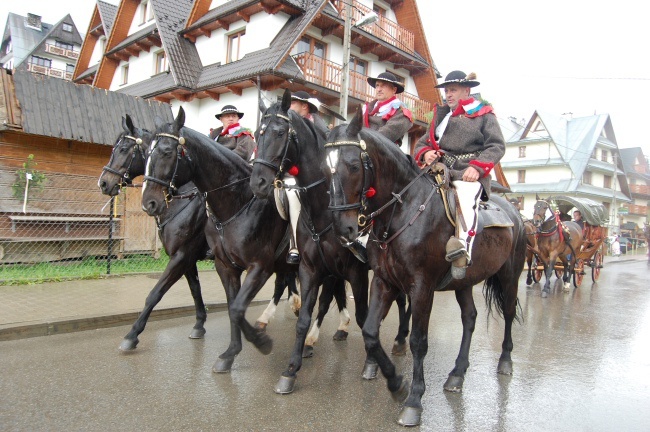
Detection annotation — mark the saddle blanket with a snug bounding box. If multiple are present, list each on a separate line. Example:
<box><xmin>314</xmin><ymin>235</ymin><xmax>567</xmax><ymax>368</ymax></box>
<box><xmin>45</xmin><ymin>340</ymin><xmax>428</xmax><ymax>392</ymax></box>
<box><xmin>476</xmin><ymin>201</ymin><xmax>514</xmax><ymax>234</ymax></box>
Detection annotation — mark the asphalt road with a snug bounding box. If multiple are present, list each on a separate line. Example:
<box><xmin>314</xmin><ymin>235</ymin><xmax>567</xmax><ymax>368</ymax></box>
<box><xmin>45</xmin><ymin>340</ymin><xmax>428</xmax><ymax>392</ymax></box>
<box><xmin>1</xmin><ymin>260</ymin><xmax>649</xmax><ymax>431</ymax></box>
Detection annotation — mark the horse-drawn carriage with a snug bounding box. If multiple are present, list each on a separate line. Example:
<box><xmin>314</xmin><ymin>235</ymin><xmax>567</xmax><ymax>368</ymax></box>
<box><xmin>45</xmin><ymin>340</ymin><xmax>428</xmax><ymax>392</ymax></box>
<box><xmin>529</xmin><ymin>195</ymin><xmax>608</xmax><ymax>287</ymax></box>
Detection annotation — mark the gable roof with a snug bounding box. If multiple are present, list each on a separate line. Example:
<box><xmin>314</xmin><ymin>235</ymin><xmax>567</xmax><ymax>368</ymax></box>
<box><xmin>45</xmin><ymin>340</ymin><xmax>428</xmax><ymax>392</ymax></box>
<box><xmin>73</xmin><ymin>1</ymin><xmax>119</xmax><ymax>85</ymax></box>
<box><xmin>97</xmin><ymin>0</ymin><xmax>119</xmax><ymax>36</ymax></box>
<box><xmin>0</xmin><ymin>69</ymin><xmax>173</xmax><ymax>145</ymax></box>
<box><xmin>619</xmin><ymin>147</ymin><xmax>650</xmax><ymax>181</ymax></box>
<box><xmin>1</xmin><ymin>13</ymin><xmax>54</xmax><ymax>67</ymax></box>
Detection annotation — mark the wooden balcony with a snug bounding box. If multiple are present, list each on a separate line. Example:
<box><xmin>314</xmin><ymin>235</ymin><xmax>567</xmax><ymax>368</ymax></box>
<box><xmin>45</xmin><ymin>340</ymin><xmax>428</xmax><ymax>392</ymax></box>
<box><xmin>624</xmin><ymin>204</ymin><xmax>648</xmax><ymax>216</ymax></box>
<box><xmin>27</xmin><ymin>63</ymin><xmax>73</xmax><ymax>80</ymax></box>
<box><xmin>331</xmin><ymin>0</ymin><xmax>415</xmax><ymax>55</ymax></box>
<box><xmin>629</xmin><ymin>184</ymin><xmax>650</xmax><ymax>195</ymax></box>
<box><xmin>44</xmin><ymin>43</ymin><xmax>79</xmax><ymax>60</ymax></box>
<box><xmin>292</xmin><ymin>53</ymin><xmax>432</xmax><ymax>123</ymax></box>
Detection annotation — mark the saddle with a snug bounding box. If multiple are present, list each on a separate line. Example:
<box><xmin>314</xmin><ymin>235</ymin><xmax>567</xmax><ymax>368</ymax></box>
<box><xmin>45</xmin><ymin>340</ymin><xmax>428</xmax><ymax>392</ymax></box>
<box><xmin>430</xmin><ymin>163</ymin><xmax>513</xmax><ymax>234</ymax></box>
<box><xmin>274</xmin><ymin>187</ymin><xmax>290</xmax><ymax>221</ymax></box>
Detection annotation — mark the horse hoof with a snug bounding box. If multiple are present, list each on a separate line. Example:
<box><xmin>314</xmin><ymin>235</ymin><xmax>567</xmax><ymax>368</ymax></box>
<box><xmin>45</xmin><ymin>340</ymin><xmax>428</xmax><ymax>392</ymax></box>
<box><xmin>275</xmin><ymin>375</ymin><xmax>296</xmax><ymax>394</ymax></box>
<box><xmin>397</xmin><ymin>406</ymin><xmax>422</xmax><ymax>427</ymax></box>
<box><xmin>443</xmin><ymin>375</ymin><xmax>464</xmax><ymax>393</ymax></box>
<box><xmin>212</xmin><ymin>357</ymin><xmax>234</xmax><ymax>373</ymax></box>
<box><xmin>255</xmin><ymin>333</ymin><xmax>273</xmax><ymax>355</ymax></box>
<box><xmin>362</xmin><ymin>360</ymin><xmax>379</xmax><ymax>380</ymax></box>
<box><xmin>189</xmin><ymin>328</ymin><xmax>206</xmax><ymax>339</ymax></box>
<box><xmin>302</xmin><ymin>345</ymin><xmax>314</xmax><ymax>358</ymax></box>
<box><xmin>498</xmin><ymin>359</ymin><xmax>513</xmax><ymax>375</ymax></box>
<box><xmin>391</xmin><ymin>340</ymin><xmax>408</xmax><ymax>356</ymax></box>
<box><xmin>254</xmin><ymin>321</ymin><xmax>268</xmax><ymax>332</ymax></box>
<box><xmin>391</xmin><ymin>378</ymin><xmax>410</xmax><ymax>403</ymax></box>
<box><xmin>526</xmin><ymin>277</ymin><xmax>533</xmax><ymax>286</ymax></box>
<box><xmin>119</xmin><ymin>338</ymin><xmax>138</xmax><ymax>352</ymax></box>
<box><xmin>541</xmin><ymin>289</ymin><xmax>549</xmax><ymax>298</ymax></box>
<box><xmin>332</xmin><ymin>330</ymin><xmax>348</xmax><ymax>341</ymax></box>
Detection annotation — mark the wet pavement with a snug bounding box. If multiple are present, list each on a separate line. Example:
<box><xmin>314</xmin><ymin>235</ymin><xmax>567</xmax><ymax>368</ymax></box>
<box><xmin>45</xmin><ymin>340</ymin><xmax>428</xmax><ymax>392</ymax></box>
<box><xmin>1</xmin><ymin>257</ymin><xmax>649</xmax><ymax>431</ymax></box>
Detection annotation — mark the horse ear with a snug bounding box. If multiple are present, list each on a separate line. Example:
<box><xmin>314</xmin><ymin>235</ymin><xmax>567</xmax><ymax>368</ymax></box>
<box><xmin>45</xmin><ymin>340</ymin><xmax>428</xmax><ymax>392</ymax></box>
<box><xmin>174</xmin><ymin>106</ymin><xmax>185</xmax><ymax>130</ymax></box>
<box><xmin>536</xmin><ymin>193</ymin><xmax>540</xmax><ymax>200</ymax></box>
<box><xmin>259</xmin><ymin>98</ymin><xmax>268</xmax><ymax>114</ymax></box>
<box><xmin>124</xmin><ymin>114</ymin><xmax>135</xmax><ymax>134</ymax></box>
<box><xmin>281</xmin><ymin>88</ymin><xmax>292</xmax><ymax>112</ymax></box>
<box><xmin>154</xmin><ymin>115</ymin><xmax>165</xmax><ymax>130</ymax></box>
<box><xmin>346</xmin><ymin>106</ymin><xmax>363</xmax><ymax>136</ymax></box>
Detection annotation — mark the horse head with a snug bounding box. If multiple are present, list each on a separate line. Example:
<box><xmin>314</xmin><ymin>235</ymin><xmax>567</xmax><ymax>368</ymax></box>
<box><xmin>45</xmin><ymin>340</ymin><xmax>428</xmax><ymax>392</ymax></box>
<box><xmin>142</xmin><ymin>107</ymin><xmax>193</xmax><ymax>216</ymax></box>
<box><xmin>98</xmin><ymin>114</ymin><xmax>152</xmax><ymax>196</ymax></box>
<box><xmin>532</xmin><ymin>196</ymin><xmax>552</xmax><ymax>227</ymax></box>
<box><xmin>326</xmin><ymin>107</ymin><xmax>376</xmax><ymax>244</ymax></box>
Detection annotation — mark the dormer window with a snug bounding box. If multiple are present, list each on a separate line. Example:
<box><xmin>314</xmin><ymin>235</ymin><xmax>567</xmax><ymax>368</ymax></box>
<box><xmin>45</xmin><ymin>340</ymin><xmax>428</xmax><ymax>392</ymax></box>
<box><xmin>226</xmin><ymin>30</ymin><xmax>245</xmax><ymax>63</ymax></box>
<box><xmin>62</xmin><ymin>23</ymin><xmax>73</xmax><ymax>32</ymax></box>
<box><xmin>140</xmin><ymin>0</ymin><xmax>154</xmax><ymax>24</ymax></box>
<box><xmin>154</xmin><ymin>51</ymin><xmax>167</xmax><ymax>74</ymax></box>
<box><xmin>6</xmin><ymin>41</ymin><xmax>12</xmax><ymax>54</ymax></box>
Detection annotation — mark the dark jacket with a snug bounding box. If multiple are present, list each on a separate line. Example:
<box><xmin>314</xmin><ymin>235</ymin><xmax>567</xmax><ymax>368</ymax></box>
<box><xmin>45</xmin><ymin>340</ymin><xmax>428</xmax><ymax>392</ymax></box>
<box><xmin>363</xmin><ymin>97</ymin><xmax>413</xmax><ymax>144</ymax></box>
<box><xmin>413</xmin><ymin>99</ymin><xmax>505</xmax><ymax>197</ymax></box>
<box><xmin>209</xmin><ymin>125</ymin><xmax>256</xmax><ymax>161</ymax></box>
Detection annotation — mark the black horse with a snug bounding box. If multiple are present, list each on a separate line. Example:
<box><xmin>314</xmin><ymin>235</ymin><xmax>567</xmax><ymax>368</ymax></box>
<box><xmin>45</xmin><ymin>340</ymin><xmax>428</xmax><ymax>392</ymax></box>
<box><xmin>98</xmin><ymin>115</ymin><xmax>300</xmax><ymax>352</ymax></box>
<box><xmin>326</xmin><ymin>111</ymin><xmax>526</xmax><ymax>426</ymax></box>
<box><xmin>141</xmin><ymin>108</ymin><xmax>345</xmax><ymax>372</ymax></box>
<box><xmin>250</xmin><ymin>90</ymin><xmax>411</xmax><ymax>393</ymax></box>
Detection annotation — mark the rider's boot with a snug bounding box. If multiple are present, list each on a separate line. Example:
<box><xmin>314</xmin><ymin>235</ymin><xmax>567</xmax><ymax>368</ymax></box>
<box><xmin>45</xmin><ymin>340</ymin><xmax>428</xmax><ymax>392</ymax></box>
<box><xmin>446</xmin><ymin>180</ymin><xmax>482</xmax><ymax>279</ymax></box>
<box><xmin>445</xmin><ymin>237</ymin><xmax>469</xmax><ymax>279</ymax></box>
<box><xmin>286</xmin><ymin>179</ymin><xmax>301</xmax><ymax>265</ymax></box>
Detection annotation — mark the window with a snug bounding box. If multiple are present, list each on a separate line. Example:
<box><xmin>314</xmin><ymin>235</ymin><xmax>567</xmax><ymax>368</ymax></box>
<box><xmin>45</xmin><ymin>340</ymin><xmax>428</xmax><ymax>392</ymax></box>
<box><xmin>601</xmin><ymin>150</ymin><xmax>608</xmax><ymax>162</ymax></box>
<box><xmin>99</xmin><ymin>36</ymin><xmax>106</xmax><ymax>53</ymax></box>
<box><xmin>518</xmin><ymin>170</ymin><xmax>526</xmax><ymax>183</ymax></box>
<box><xmin>387</xmin><ymin>70</ymin><xmax>406</xmax><ymax>86</ymax></box>
<box><xmin>604</xmin><ymin>175</ymin><xmax>612</xmax><ymax>189</ymax></box>
<box><xmin>582</xmin><ymin>171</ymin><xmax>592</xmax><ymax>185</ymax></box>
<box><xmin>30</xmin><ymin>56</ymin><xmax>51</xmax><ymax>67</ymax></box>
<box><xmin>226</xmin><ymin>30</ymin><xmax>245</xmax><ymax>63</ymax></box>
<box><xmin>294</xmin><ymin>35</ymin><xmax>325</xmax><ymax>58</ymax></box>
<box><xmin>154</xmin><ymin>51</ymin><xmax>167</xmax><ymax>74</ymax></box>
<box><xmin>55</xmin><ymin>41</ymin><xmax>74</xmax><ymax>51</ymax></box>
<box><xmin>66</xmin><ymin>64</ymin><xmax>75</xmax><ymax>73</ymax></box>
<box><xmin>121</xmin><ymin>64</ymin><xmax>129</xmax><ymax>85</ymax></box>
<box><xmin>5</xmin><ymin>40</ymin><xmax>11</xmax><ymax>54</ymax></box>
<box><xmin>350</xmin><ymin>56</ymin><xmax>367</xmax><ymax>75</ymax></box>
<box><xmin>518</xmin><ymin>146</ymin><xmax>526</xmax><ymax>158</ymax></box>
<box><xmin>140</xmin><ymin>0</ymin><xmax>153</xmax><ymax>24</ymax></box>
<box><xmin>62</xmin><ymin>23</ymin><xmax>73</xmax><ymax>32</ymax></box>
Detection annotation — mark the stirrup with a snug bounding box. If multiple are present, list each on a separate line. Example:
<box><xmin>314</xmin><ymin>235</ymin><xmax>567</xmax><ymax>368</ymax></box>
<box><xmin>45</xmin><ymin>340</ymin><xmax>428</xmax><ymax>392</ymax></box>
<box><xmin>286</xmin><ymin>250</ymin><xmax>300</xmax><ymax>265</ymax></box>
<box><xmin>445</xmin><ymin>248</ymin><xmax>468</xmax><ymax>262</ymax></box>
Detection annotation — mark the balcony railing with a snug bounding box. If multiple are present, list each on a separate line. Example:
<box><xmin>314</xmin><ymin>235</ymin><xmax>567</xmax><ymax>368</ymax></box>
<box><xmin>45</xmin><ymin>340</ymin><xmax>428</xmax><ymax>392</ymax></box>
<box><xmin>292</xmin><ymin>53</ymin><xmax>432</xmax><ymax>123</ymax></box>
<box><xmin>331</xmin><ymin>0</ymin><xmax>415</xmax><ymax>55</ymax></box>
<box><xmin>44</xmin><ymin>43</ymin><xmax>79</xmax><ymax>60</ymax></box>
<box><xmin>629</xmin><ymin>184</ymin><xmax>650</xmax><ymax>195</ymax></box>
<box><xmin>624</xmin><ymin>204</ymin><xmax>648</xmax><ymax>216</ymax></box>
<box><xmin>27</xmin><ymin>63</ymin><xmax>73</xmax><ymax>80</ymax></box>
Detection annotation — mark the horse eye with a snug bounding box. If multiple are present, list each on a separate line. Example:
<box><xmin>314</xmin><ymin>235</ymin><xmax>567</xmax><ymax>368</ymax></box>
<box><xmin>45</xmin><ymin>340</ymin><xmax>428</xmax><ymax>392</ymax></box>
<box><xmin>349</xmin><ymin>163</ymin><xmax>361</xmax><ymax>173</ymax></box>
<box><xmin>119</xmin><ymin>146</ymin><xmax>129</xmax><ymax>153</ymax></box>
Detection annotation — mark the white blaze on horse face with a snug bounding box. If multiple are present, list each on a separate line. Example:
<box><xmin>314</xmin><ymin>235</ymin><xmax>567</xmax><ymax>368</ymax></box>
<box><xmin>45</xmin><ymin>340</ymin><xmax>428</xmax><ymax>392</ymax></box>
<box><xmin>326</xmin><ymin>148</ymin><xmax>340</xmax><ymax>174</ymax></box>
<box><xmin>142</xmin><ymin>139</ymin><xmax>157</xmax><ymax>196</ymax></box>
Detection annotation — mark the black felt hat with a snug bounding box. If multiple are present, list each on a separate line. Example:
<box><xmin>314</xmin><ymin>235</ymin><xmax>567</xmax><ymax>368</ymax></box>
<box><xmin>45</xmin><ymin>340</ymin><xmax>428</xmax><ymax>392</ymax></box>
<box><xmin>215</xmin><ymin>105</ymin><xmax>244</xmax><ymax>119</ymax></box>
<box><xmin>291</xmin><ymin>91</ymin><xmax>319</xmax><ymax>114</ymax></box>
<box><xmin>367</xmin><ymin>72</ymin><xmax>404</xmax><ymax>94</ymax></box>
<box><xmin>435</xmin><ymin>71</ymin><xmax>480</xmax><ymax>88</ymax></box>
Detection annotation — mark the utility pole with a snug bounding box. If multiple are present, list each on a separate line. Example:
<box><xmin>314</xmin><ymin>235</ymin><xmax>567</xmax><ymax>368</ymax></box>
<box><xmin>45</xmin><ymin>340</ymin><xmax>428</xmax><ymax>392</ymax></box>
<box><xmin>612</xmin><ymin>152</ymin><xmax>618</xmax><ymax>233</ymax></box>
<box><xmin>339</xmin><ymin>1</ymin><xmax>352</xmax><ymax>122</ymax></box>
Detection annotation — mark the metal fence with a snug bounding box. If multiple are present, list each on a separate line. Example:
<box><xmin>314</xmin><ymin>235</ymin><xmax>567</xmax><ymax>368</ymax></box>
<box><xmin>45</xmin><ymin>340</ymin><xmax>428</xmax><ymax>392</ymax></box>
<box><xmin>0</xmin><ymin>169</ymin><xmax>212</xmax><ymax>285</ymax></box>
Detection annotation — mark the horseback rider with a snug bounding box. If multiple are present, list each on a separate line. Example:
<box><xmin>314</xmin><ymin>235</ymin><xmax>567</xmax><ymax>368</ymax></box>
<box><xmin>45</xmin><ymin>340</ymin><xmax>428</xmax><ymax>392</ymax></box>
<box><xmin>363</xmin><ymin>72</ymin><xmax>413</xmax><ymax>145</ymax></box>
<box><xmin>414</xmin><ymin>70</ymin><xmax>505</xmax><ymax>279</ymax></box>
<box><xmin>209</xmin><ymin>105</ymin><xmax>256</xmax><ymax>161</ymax></box>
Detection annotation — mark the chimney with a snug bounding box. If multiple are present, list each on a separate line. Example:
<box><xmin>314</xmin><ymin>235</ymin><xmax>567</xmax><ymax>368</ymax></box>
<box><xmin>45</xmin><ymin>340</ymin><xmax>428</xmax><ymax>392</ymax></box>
<box><xmin>25</xmin><ymin>13</ymin><xmax>42</xmax><ymax>31</ymax></box>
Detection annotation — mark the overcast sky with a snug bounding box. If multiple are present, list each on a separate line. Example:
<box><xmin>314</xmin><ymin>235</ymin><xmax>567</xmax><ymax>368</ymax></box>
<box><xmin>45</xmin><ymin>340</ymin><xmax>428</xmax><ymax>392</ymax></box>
<box><xmin>2</xmin><ymin>0</ymin><xmax>648</xmax><ymax>154</ymax></box>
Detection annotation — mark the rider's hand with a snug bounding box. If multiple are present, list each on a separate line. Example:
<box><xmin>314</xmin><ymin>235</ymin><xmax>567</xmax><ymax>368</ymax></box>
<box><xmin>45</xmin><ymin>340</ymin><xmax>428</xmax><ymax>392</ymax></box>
<box><xmin>423</xmin><ymin>150</ymin><xmax>440</xmax><ymax>165</ymax></box>
<box><xmin>462</xmin><ymin>166</ymin><xmax>481</xmax><ymax>182</ymax></box>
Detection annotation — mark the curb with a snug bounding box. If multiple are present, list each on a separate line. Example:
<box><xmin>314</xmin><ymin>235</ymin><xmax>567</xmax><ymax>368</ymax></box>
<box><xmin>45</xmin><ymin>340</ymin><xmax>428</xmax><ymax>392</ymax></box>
<box><xmin>0</xmin><ymin>298</ymin><xmax>270</xmax><ymax>342</ymax></box>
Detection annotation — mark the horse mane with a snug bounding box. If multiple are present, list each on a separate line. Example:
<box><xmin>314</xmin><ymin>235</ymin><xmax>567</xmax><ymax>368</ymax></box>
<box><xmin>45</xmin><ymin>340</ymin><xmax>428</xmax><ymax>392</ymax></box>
<box><xmin>358</xmin><ymin>127</ymin><xmax>420</xmax><ymax>177</ymax></box>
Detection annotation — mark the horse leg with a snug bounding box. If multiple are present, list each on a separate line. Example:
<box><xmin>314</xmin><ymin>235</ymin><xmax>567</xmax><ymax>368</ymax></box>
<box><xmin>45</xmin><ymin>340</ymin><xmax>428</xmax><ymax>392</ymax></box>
<box><xmin>332</xmin><ymin>278</ymin><xmax>351</xmax><ymax>341</ymax></box>
<box><xmin>560</xmin><ymin>256</ymin><xmax>571</xmax><ymax>292</ymax></box>
<box><xmin>397</xmin><ymin>285</ymin><xmax>436</xmax><ymax>427</ymax></box>
<box><xmin>303</xmin><ymin>277</ymin><xmax>336</xmax><ymax>358</ymax></box>
<box><xmin>541</xmin><ymin>255</ymin><xmax>555</xmax><ymax>298</ymax></box>
<box><xmin>525</xmin><ymin>250</ymin><xmax>534</xmax><ymax>286</ymax></box>
<box><xmin>185</xmin><ymin>263</ymin><xmax>208</xmax><ymax>339</ymax></box>
<box><xmin>255</xmin><ymin>272</ymin><xmax>288</xmax><ymax>331</ymax></box>
<box><xmin>443</xmin><ymin>286</ymin><xmax>477</xmax><ymax>393</ymax></box>
<box><xmin>275</xmin><ymin>268</ymin><xmax>322</xmax><ymax>394</ymax></box>
<box><xmin>495</xmin><ymin>273</ymin><xmax>519</xmax><ymax>375</ymax></box>
<box><xmin>362</xmin><ymin>277</ymin><xmax>406</xmax><ymax>400</ymax></box>
<box><xmin>285</xmin><ymin>271</ymin><xmax>301</xmax><ymax>315</ymax></box>
<box><xmin>119</xmin><ymin>251</ymin><xmax>189</xmax><ymax>352</ymax></box>
<box><xmin>392</xmin><ymin>292</ymin><xmax>411</xmax><ymax>356</ymax></box>
<box><xmin>212</xmin><ymin>265</ymin><xmax>244</xmax><ymax>373</ymax></box>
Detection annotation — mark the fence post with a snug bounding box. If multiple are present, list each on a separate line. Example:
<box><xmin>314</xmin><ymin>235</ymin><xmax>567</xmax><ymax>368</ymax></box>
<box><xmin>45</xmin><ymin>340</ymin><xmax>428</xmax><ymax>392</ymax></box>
<box><xmin>107</xmin><ymin>196</ymin><xmax>114</xmax><ymax>275</ymax></box>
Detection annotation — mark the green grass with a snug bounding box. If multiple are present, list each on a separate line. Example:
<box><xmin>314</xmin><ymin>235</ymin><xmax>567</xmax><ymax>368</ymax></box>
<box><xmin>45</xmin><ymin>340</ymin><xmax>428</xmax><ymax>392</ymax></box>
<box><xmin>0</xmin><ymin>251</ymin><xmax>215</xmax><ymax>285</ymax></box>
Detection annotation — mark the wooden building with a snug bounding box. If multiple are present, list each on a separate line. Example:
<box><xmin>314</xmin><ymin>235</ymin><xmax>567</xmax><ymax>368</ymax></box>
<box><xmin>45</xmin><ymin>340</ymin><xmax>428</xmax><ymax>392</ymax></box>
<box><xmin>0</xmin><ymin>69</ymin><xmax>172</xmax><ymax>263</ymax></box>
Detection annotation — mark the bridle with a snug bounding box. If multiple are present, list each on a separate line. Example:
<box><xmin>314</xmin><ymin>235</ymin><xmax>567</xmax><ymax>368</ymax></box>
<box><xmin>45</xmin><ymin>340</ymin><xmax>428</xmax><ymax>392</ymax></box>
<box><xmin>326</xmin><ymin>135</ymin><xmax>437</xmax><ymax>249</ymax></box>
<box><xmin>143</xmin><ymin>132</ymin><xmax>187</xmax><ymax>206</ymax></box>
<box><xmin>253</xmin><ymin>112</ymin><xmax>297</xmax><ymax>187</ymax></box>
<box><xmin>533</xmin><ymin>200</ymin><xmax>561</xmax><ymax>237</ymax></box>
<box><xmin>102</xmin><ymin>135</ymin><xmax>146</xmax><ymax>187</ymax></box>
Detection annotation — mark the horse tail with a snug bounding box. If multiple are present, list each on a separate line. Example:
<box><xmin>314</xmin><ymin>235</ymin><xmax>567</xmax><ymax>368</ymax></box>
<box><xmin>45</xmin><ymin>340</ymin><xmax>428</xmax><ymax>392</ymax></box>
<box><xmin>483</xmin><ymin>275</ymin><xmax>523</xmax><ymax>324</ymax></box>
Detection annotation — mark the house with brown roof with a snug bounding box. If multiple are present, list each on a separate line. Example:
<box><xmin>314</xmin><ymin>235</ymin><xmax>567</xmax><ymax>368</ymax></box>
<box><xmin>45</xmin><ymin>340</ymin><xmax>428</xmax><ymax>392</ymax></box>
<box><xmin>1</xmin><ymin>12</ymin><xmax>83</xmax><ymax>81</ymax></box>
<box><xmin>74</xmin><ymin>0</ymin><xmax>442</xmax><ymax>153</ymax></box>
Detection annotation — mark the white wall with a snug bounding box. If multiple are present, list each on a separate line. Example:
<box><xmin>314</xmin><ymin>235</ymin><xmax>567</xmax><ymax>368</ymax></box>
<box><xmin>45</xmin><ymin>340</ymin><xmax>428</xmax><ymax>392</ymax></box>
<box><xmin>128</xmin><ymin>1</ymin><xmax>155</xmax><ymax>36</ymax></box>
<box><xmin>89</xmin><ymin>36</ymin><xmax>105</xmax><ymax>66</ymax></box>
<box><xmin>108</xmin><ymin>47</ymin><xmax>162</xmax><ymax>91</ymax></box>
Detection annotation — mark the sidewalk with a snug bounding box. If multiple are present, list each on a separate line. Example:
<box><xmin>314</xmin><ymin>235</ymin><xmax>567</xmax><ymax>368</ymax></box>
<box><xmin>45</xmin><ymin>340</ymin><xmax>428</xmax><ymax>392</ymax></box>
<box><xmin>0</xmin><ymin>270</ymin><xmax>278</xmax><ymax>341</ymax></box>
<box><xmin>1</xmin><ymin>253</ymin><xmax>646</xmax><ymax>342</ymax></box>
